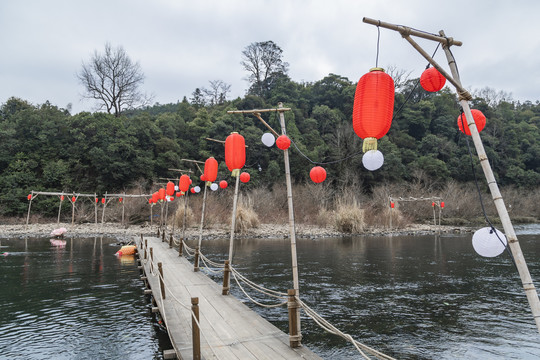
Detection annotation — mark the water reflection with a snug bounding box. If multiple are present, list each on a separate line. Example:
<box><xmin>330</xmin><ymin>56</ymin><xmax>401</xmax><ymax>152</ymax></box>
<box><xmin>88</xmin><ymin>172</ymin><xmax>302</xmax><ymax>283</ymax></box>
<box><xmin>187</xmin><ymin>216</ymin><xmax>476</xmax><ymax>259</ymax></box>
<box><xmin>200</xmin><ymin>228</ymin><xmax>540</xmax><ymax>360</ymax></box>
<box><xmin>0</xmin><ymin>236</ymin><xmax>170</xmax><ymax>360</ymax></box>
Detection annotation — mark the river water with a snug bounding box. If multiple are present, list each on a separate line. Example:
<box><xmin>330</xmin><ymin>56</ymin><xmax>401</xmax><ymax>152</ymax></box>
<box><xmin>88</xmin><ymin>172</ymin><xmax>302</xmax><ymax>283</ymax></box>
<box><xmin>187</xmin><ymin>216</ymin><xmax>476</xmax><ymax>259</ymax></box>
<box><xmin>1</xmin><ymin>225</ymin><xmax>539</xmax><ymax>359</ymax></box>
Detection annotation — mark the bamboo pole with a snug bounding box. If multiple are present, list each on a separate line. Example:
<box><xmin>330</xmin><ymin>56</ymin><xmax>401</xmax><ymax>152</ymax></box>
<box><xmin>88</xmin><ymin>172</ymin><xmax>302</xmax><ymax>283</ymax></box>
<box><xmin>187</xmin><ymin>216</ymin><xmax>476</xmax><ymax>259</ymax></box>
<box><xmin>227</xmin><ymin>174</ymin><xmax>241</xmax><ymax>265</ymax></box>
<box><xmin>57</xmin><ymin>194</ymin><xmax>63</xmax><ymax>224</ymax></box>
<box><xmin>94</xmin><ymin>193</ymin><xmax>98</xmax><ymax>225</ymax></box>
<box><xmin>70</xmin><ymin>194</ymin><xmax>76</xmax><ymax>225</ymax></box>
<box><xmin>25</xmin><ymin>191</ymin><xmax>34</xmax><ymax>226</ymax></box>
<box><xmin>197</xmin><ymin>183</ymin><xmax>208</xmax><ymax>253</ymax></box>
<box><xmin>363</xmin><ymin>17</ymin><xmax>540</xmax><ymax>332</ymax></box>
<box><xmin>277</xmin><ymin>102</ymin><xmax>301</xmax><ymax>340</ymax></box>
<box><xmin>181</xmin><ymin>192</ymin><xmax>189</xmax><ymax>256</ymax></box>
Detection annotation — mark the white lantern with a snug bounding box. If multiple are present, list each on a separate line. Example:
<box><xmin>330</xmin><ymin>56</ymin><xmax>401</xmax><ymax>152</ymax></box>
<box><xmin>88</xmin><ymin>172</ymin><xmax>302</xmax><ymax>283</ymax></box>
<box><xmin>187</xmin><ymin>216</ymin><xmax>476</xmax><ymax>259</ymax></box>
<box><xmin>174</xmin><ymin>185</ymin><xmax>179</xmax><ymax>191</ymax></box>
<box><xmin>194</xmin><ymin>186</ymin><xmax>201</xmax><ymax>193</ymax></box>
<box><xmin>210</xmin><ymin>183</ymin><xmax>218</xmax><ymax>191</ymax></box>
<box><xmin>362</xmin><ymin>150</ymin><xmax>384</xmax><ymax>171</ymax></box>
<box><xmin>261</xmin><ymin>132</ymin><xmax>275</xmax><ymax>147</ymax></box>
<box><xmin>472</xmin><ymin>227</ymin><xmax>507</xmax><ymax>257</ymax></box>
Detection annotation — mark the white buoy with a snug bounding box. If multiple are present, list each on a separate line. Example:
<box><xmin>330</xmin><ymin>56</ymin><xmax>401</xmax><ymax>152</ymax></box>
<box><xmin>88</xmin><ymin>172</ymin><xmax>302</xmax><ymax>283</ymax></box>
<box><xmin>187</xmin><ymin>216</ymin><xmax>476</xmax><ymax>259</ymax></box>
<box><xmin>472</xmin><ymin>227</ymin><xmax>507</xmax><ymax>257</ymax></box>
<box><xmin>362</xmin><ymin>150</ymin><xmax>384</xmax><ymax>171</ymax></box>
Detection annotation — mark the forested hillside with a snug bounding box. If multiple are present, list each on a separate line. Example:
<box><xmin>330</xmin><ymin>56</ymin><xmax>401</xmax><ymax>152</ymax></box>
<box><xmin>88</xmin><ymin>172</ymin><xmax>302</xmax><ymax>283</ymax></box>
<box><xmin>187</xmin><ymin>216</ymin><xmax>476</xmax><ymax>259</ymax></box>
<box><xmin>1</xmin><ymin>72</ymin><xmax>539</xmax><ymax>217</ymax></box>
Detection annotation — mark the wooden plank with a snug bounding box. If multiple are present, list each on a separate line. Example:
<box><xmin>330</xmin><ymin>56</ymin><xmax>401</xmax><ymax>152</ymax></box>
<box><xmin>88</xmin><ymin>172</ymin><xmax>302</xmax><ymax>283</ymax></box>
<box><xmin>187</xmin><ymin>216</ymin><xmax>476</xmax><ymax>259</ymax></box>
<box><xmin>136</xmin><ymin>236</ymin><xmax>322</xmax><ymax>360</ymax></box>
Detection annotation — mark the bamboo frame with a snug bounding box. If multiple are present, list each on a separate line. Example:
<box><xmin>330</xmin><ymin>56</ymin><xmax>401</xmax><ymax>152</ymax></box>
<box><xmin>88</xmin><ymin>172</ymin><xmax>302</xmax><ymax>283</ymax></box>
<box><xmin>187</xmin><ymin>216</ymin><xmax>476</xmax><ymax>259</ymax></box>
<box><xmin>364</xmin><ymin>18</ymin><xmax>540</xmax><ymax>333</ymax></box>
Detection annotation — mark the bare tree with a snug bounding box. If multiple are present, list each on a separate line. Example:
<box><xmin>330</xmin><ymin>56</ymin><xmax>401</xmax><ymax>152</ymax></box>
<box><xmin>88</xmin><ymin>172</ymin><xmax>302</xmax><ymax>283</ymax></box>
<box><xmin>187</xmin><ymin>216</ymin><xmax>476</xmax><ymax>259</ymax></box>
<box><xmin>202</xmin><ymin>80</ymin><xmax>231</xmax><ymax>105</ymax></box>
<box><xmin>241</xmin><ymin>41</ymin><xmax>288</xmax><ymax>97</ymax></box>
<box><xmin>77</xmin><ymin>43</ymin><xmax>150</xmax><ymax>116</ymax></box>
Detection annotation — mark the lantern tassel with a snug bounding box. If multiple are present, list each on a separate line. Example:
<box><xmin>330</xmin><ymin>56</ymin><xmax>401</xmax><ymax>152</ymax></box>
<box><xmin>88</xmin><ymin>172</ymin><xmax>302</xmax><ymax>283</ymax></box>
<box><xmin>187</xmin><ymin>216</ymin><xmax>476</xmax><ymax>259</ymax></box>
<box><xmin>362</xmin><ymin>137</ymin><xmax>378</xmax><ymax>152</ymax></box>
<box><xmin>231</xmin><ymin>169</ymin><xmax>240</xmax><ymax>177</ymax></box>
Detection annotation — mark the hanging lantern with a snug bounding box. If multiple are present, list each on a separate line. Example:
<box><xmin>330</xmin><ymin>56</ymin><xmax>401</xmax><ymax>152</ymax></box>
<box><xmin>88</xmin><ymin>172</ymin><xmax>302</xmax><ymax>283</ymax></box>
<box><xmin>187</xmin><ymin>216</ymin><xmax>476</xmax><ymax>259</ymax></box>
<box><xmin>179</xmin><ymin>175</ymin><xmax>191</xmax><ymax>193</ymax></box>
<box><xmin>101</xmin><ymin>198</ymin><xmax>105</xmax><ymax>204</ymax></box>
<box><xmin>166</xmin><ymin>181</ymin><xmax>175</xmax><ymax>196</ymax></box>
<box><xmin>362</xmin><ymin>150</ymin><xmax>384</xmax><ymax>171</ymax></box>
<box><xmin>353</xmin><ymin>68</ymin><xmax>394</xmax><ymax>171</ymax></box>
<box><xmin>95</xmin><ymin>198</ymin><xmax>98</xmax><ymax>203</ymax></box>
<box><xmin>190</xmin><ymin>188</ymin><xmax>196</xmax><ymax>194</ymax></box>
<box><xmin>176</xmin><ymin>191</ymin><xmax>182</xmax><ymax>197</ymax></box>
<box><xmin>210</xmin><ymin>183</ymin><xmax>218</xmax><ymax>191</ymax></box>
<box><xmin>27</xmin><ymin>194</ymin><xmax>32</xmax><ymax>200</ymax></box>
<box><xmin>152</xmin><ymin>192</ymin><xmax>159</xmax><ymax>203</ymax></box>
<box><xmin>432</xmin><ymin>202</ymin><xmax>436</xmax><ymax>207</ymax></box>
<box><xmin>420</xmin><ymin>67</ymin><xmax>446</xmax><ymax>92</ymax></box>
<box><xmin>276</xmin><ymin>135</ymin><xmax>291</xmax><ymax>150</ymax></box>
<box><xmin>309</xmin><ymin>166</ymin><xmax>326</xmax><ymax>183</ymax></box>
<box><xmin>60</xmin><ymin>195</ymin><xmax>64</xmax><ymax>201</ymax></box>
<box><xmin>219</xmin><ymin>180</ymin><xmax>228</xmax><ymax>189</ymax></box>
<box><xmin>353</xmin><ymin>68</ymin><xmax>394</xmax><ymax>151</ymax></box>
<box><xmin>72</xmin><ymin>196</ymin><xmax>76</xmax><ymax>202</ymax></box>
<box><xmin>239</xmin><ymin>172</ymin><xmax>250</xmax><ymax>183</ymax></box>
<box><xmin>390</xmin><ymin>202</ymin><xmax>395</xmax><ymax>209</ymax></box>
<box><xmin>194</xmin><ymin>186</ymin><xmax>201</xmax><ymax>193</ymax></box>
<box><xmin>261</xmin><ymin>132</ymin><xmax>275</xmax><ymax>147</ymax></box>
<box><xmin>119</xmin><ymin>197</ymin><xmax>123</xmax><ymax>203</ymax></box>
<box><xmin>225</xmin><ymin>132</ymin><xmax>246</xmax><ymax>177</ymax></box>
<box><xmin>457</xmin><ymin>109</ymin><xmax>486</xmax><ymax>135</ymax></box>
<box><xmin>472</xmin><ymin>227</ymin><xmax>507</xmax><ymax>257</ymax></box>
<box><xmin>204</xmin><ymin>157</ymin><xmax>218</xmax><ymax>183</ymax></box>
<box><xmin>158</xmin><ymin>188</ymin><xmax>166</xmax><ymax>201</ymax></box>
<box><xmin>201</xmin><ymin>174</ymin><xmax>206</xmax><ymax>181</ymax></box>
<box><xmin>441</xmin><ymin>202</ymin><xmax>445</xmax><ymax>208</ymax></box>
<box><xmin>148</xmin><ymin>199</ymin><xmax>153</xmax><ymax>204</ymax></box>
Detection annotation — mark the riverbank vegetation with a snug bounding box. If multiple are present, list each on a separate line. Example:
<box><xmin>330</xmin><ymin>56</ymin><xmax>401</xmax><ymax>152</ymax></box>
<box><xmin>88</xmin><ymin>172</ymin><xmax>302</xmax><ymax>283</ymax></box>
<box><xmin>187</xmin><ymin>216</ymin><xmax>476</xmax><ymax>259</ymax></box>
<box><xmin>1</xmin><ymin>61</ymin><xmax>539</xmax><ymax>230</ymax></box>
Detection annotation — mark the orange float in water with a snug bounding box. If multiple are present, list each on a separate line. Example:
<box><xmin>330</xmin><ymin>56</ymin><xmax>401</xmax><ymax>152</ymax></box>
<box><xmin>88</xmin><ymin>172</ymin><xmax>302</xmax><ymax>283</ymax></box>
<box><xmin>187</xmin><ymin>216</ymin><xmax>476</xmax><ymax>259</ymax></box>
<box><xmin>115</xmin><ymin>245</ymin><xmax>137</xmax><ymax>256</ymax></box>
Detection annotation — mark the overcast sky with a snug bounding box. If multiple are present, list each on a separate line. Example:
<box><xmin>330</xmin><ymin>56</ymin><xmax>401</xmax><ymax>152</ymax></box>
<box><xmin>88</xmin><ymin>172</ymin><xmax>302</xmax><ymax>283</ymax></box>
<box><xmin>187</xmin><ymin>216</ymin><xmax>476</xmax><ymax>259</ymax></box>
<box><xmin>1</xmin><ymin>0</ymin><xmax>539</xmax><ymax>114</ymax></box>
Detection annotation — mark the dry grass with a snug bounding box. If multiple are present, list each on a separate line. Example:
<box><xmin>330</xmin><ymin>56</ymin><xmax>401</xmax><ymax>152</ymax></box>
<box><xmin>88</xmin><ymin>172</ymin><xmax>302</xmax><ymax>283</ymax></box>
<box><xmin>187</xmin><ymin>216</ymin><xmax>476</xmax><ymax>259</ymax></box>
<box><xmin>235</xmin><ymin>195</ymin><xmax>260</xmax><ymax>233</ymax></box>
<box><xmin>173</xmin><ymin>200</ymin><xmax>195</xmax><ymax>228</ymax></box>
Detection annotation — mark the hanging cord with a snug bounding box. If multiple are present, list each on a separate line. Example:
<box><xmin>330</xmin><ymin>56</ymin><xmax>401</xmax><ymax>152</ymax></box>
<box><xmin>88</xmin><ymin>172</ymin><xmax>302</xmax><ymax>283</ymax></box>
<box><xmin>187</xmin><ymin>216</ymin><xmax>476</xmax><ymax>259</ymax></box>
<box><xmin>458</xmin><ymin>111</ymin><xmax>516</xmax><ymax>265</ymax></box>
<box><xmin>375</xmin><ymin>22</ymin><xmax>381</xmax><ymax>67</ymax></box>
<box><xmin>286</xmin><ymin>44</ymin><xmax>441</xmax><ymax>166</ymax></box>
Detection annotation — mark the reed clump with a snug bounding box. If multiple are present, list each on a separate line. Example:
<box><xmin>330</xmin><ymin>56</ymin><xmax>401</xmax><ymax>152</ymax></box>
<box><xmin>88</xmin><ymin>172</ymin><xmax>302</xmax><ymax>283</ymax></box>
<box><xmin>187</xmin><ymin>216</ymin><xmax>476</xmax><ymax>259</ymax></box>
<box><xmin>235</xmin><ymin>195</ymin><xmax>260</xmax><ymax>233</ymax></box>
<box><xmin>333</xmin><ymin>194</ymin><xmax>365</xmax><ymax>233</ymax></box>
<box><xmin>173</xmin><ymin>203</ymin><xmax>194</xmax><ymax>228</ymax></box>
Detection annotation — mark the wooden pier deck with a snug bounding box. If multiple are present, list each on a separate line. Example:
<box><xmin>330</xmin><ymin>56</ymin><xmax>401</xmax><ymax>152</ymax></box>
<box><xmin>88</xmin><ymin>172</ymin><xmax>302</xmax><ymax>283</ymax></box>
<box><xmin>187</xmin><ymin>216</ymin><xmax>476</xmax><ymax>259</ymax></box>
<box><xmin>136</xmin><ymin>235</ymin><xmax>322</xmax><ymax>360</ymax></box>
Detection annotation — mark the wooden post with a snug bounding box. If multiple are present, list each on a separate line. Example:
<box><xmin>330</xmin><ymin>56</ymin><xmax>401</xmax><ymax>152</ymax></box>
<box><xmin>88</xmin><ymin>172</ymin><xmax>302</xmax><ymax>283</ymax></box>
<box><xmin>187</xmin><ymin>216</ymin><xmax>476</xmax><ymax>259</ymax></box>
<box><xmin>178</xmin><ymin>238</ymin><xmax>183</xmax><ymax>256</ymax></box>
<box><xmin>57</xmin><ymin>194</ymin><xmax>63</xmax><ymax>224</ymax></box>
<box><xmin>150</xmin><ymin>247</ymin><xmax>154</xmax><ymax>274</ymax></box>
<box><xmin>25</xmin><ymin>192</ymin><xmax>34</xmax><ymax>226</ymax></box>
<box><xmin>194</xmin><ymin>246</ymin><xmax>200</xmax><ymax>272</ymax></box>
<box><xmin>222</xmin><ymin>260</ymin><xmax>230</xmax><ymax>295</ymax></box>
<box><xmin>162</xmin><ymin>231</ymin><xmax>165</xmax><ymax>243</ymax></box>
<box><xmin>144</xmin><ymin>239</ymin><xmax>148</xmax><ymax>260</ymax></box>
<box><xmin>197</xmin><ymin>183</ymin><xmax>208</xmax><ymax>252</ymax></box>
<box><xmin>277</xmin><ymin>103</ymin><xmax>301</xmax><ymax>336</ymax></box>
<box><xmin>287</xmin><ymin>289</ymin><xmax>301</xmax><ymax>347</ymax></box>
<box><xmin>191</xmin><ymin>297</ymin><xmax>201</xmax><ymax>360</ymax></box>
<box><xmin>158</xmin><ymin>262</ymin><xmax>166</xmax><ymax>300</ymax></box>
<box><xmin>169</xmin><ymin>234</ymin><xmax>173</xmax><ymax>248</ymax></box>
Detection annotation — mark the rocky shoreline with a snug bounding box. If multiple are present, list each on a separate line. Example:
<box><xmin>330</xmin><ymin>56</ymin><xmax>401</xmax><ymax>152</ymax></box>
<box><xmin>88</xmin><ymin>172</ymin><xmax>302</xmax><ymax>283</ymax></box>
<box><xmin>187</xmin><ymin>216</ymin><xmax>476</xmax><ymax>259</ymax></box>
<box><xmin>0</xmin><ymin>222</ymin><xmax>472</xmax><ymax>241</ymax></box>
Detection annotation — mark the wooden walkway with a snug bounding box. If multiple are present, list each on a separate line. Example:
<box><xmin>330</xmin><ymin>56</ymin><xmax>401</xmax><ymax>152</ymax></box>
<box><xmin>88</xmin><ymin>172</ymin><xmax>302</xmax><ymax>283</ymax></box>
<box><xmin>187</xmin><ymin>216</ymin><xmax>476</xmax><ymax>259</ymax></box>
<box><xmin>136</xmin><ymin>235</ymin><xmax>322</xmax><ymax>360</ymax></box>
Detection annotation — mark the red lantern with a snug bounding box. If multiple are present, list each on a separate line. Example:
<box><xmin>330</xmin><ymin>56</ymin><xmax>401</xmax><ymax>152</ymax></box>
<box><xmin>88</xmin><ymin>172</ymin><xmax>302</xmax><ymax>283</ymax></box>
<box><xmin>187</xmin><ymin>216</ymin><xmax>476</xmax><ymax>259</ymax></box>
<box><xmin>27</xmin><ymin>194</ymin><xmax>32</xmax><ymax>200</ymax></box>
<box><xmin>101</xmin><ymin>198</ymin><xmax>105</xmax><ymax>204</ymax></box>
<box><xmin>148</xmin><ymin>199</ymin><xmax>153</xmax><ymax>204</ymax></box>
<box><xmin>72</xmin><ymin>196</ymin><xmax>76</xmax><ymax>202</ymax></box>
<box><xmin>204</xmin><ymin>157</ymin><xmax>218</xmax><ymax>182</ymax></box>
<box><xmin>309</xmin><ymin>166</ymin><xmax>326</xmax><ymax>183</ymax></box>
<box><xmin>457</xmin><ymin>109</ymin><xmax>486</xmax><ymax>136</ymax></box>
<box><xmin>179</xmin><ymin>175</ymin><xmax>191</xmax><ymax>192</ymax></box>
<box><xmin>158</xmin><ymin>188</ymin><xmax>166</xmax><ymax>201</ymax></box>
<box><xmin>152</xmin><ymin>192</ymin><xmax>159</xmax><ymax>203</ymax></box>
<box><xmin>95</xmin><ymin>198</ymin><xmax>98</xmax><ymax>203</ymax></box>
<box><xmin>276</xmin><ymin>135</ymin><xmax>291</xmax><ymax>150</ymax></box>
<box><xmin>176</xmin><ymin>192</ymin><xmax>182</xmax><ymax>197</ymax></box>
<box><xmin>420</xmin><ymin>67</ymin><xmax>446</xmax><ymax>92</ymax></box>
<box><xmin>432</xmin><ymin>202</ymin><xmax>435</xmax><ymax>207</ymax></box>
<box><xmin>390</xmin><ymin>202</ymin><xmax>395</xmax><ymax>209</ymax></box>
<box><xmin>60</xmin><ymin>195</ymin><xmax>64</xmax><ymax>201</ymax></box>
<box><xmin>225</xmin><ymin>132</ymin><xmax>245</xmax><ymax>175</ymax></box>
<box><xmin>441</xmin><ymin>202</ymin><xmax>445</xmax><ymax>209</ymax></box>
<box><xmin>190</xmin><ymin>188</ymin><xmax>196</xmax><ymax>194</ymax></box>
<box><xmin>352</xmin><ymin>68</ymin><xmax>395</xmax><ymax>152</ymax></box>
<box><xmin>166</xmin><ymin>181</ymin><xmax>175</xmax><ymax>196</ymax></box>
<box><xmin>239</xmin><ymin>172</ymin><xmax>250</xmax><ymax>183</ymax></box>
<box><xmin>119</xmin><ymin>197</ymin><xmax>123</xmax><ymax>203</ymax></box>
<box><xmin>200</xmin><ymin>174</ymin><xmax>206</xmax><ymax>181</ymax></box>
<box><xmin>219</xmin><ymin>180</ymin><xmax>228</xmax><ymax>189</ymax></box>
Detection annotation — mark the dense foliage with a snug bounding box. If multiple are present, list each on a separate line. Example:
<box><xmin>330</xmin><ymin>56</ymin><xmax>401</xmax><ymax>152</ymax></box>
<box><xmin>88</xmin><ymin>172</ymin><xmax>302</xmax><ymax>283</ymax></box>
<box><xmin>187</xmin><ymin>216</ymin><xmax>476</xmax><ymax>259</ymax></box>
<box><xmin>1</xmin><ymin>73</ymin><xmax>539</xmax><ymax>216</ymax></box>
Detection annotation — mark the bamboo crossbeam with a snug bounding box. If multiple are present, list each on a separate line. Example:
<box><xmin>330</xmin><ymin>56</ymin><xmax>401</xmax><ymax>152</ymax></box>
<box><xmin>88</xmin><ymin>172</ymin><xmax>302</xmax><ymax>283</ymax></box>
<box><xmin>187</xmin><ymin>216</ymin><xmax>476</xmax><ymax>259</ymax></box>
<box><xmin>227</xmin><ymin>107</ymin><xmax>291</xmax><ymax>114</ymax></box>
<box><xmin>205</xmin><ymin>137</ymin><xmax>249</xmax><ymax>147</ymax></box>
<box><xmin>168</xmin><ymin>168</ymin><xmax>193</xmax><ymax>173</ymax></box>
<box><xmin>362</xmin><ymin>17</ymin><xmax>462</xmax><ymax>46</ymax></box>
<box><xmin>29</xmin><ymin>191</ymin><xmax>96</xmax><ymax>197</ymax></box>
<box><xmin>105</xmin><ymin>194</ymin><xmax>150</xmax><ymax>198</ymax></box>
<box><xmin>180</xmin><ymin>159</ymin><xmax>205</xmax><ymax>164</ymax></box>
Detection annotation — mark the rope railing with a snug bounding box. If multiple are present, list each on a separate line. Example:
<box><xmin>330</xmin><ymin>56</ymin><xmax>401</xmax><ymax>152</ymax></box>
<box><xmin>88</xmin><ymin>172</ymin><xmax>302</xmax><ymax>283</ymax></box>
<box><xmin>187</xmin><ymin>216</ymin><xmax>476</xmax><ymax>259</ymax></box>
<box><xmin>198</xmin><ymin>253</ymin><xmax>225</xmax><ymax>274</ymax></box>
<box><xmin>182</xmin><ymin>241</ymin><xmax>195</xmax><ymax>257</ymax></box>
<box><xmin>230</xmin><ymin>268</ymin><xmax>288</xmax><ymax>308</ymax></box>
<box><xmin>296</xmin><ymin>297</ymin><xmax>396</xmax><ymax>360</ymax></box>
<box><xmin>230</xmin><ymin>266</ymin><xmax>288</xmax><ymax>298</ymax></box>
